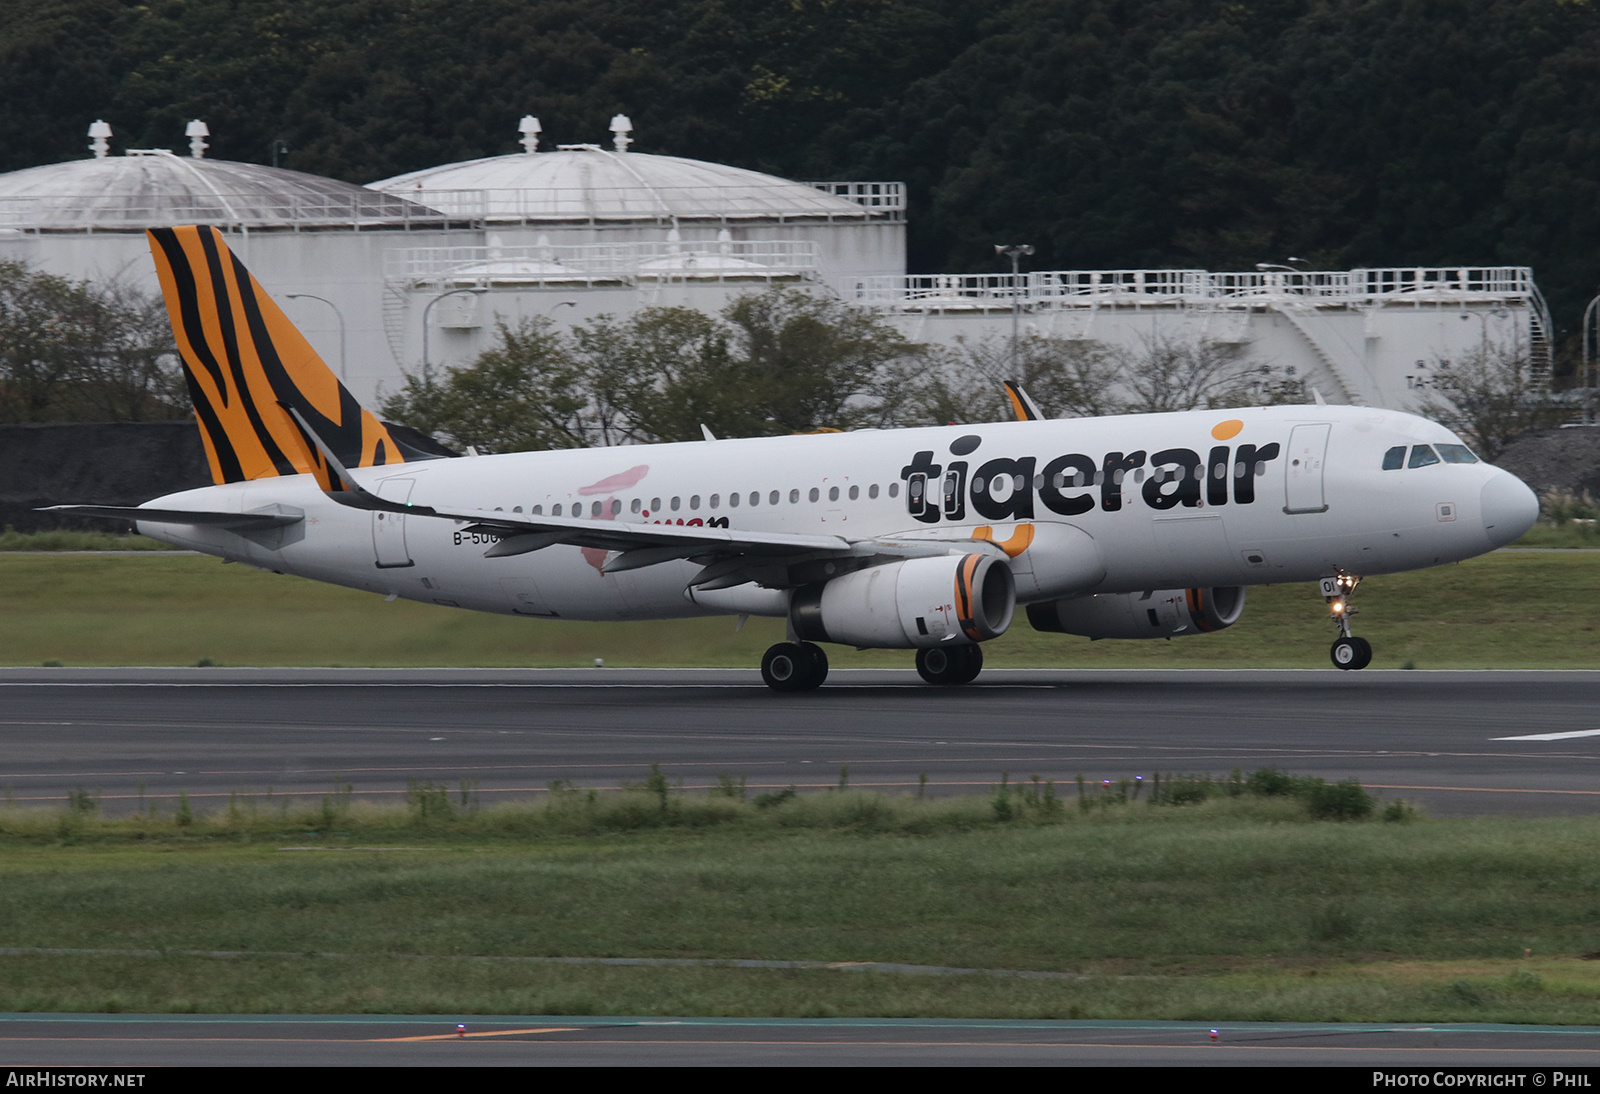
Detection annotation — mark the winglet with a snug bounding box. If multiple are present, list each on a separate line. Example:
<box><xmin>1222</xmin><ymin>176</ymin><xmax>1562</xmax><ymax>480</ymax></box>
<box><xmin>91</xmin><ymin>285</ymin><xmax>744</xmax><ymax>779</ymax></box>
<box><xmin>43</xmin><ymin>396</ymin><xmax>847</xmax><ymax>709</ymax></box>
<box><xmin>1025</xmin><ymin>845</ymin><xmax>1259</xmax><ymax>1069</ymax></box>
<box><xmin>1002</xmin><ymin>381</ymin><xmax>1046</xmax><ymax>421</ymax></box>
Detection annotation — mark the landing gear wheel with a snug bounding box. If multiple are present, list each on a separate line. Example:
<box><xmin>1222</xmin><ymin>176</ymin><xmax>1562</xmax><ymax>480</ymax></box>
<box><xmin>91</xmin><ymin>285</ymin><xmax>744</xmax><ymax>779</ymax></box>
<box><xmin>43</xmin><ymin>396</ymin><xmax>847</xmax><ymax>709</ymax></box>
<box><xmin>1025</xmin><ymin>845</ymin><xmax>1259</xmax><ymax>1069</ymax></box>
<box><xmin>916</xmin><ymin>645</ymin><xmax>983</xmax><ymax>686</ymax></box>
<box><xmin>763</xmin><ymin>643</ymin><xmax>809</xmax><ymax>691</ymax></box>
<box><xmin>1331</xmin><ymin>636</ymin><xmax>1372</xmax><ymax>671</ymax></box>
<box><xmin>799</xmin><ymin>642</ymin><xmax>829</xmax><ymax>688</ymax></box>
<box><xmin>761</xmin><ymin>642</ymin><xmax>828</xmax><ymax>691</ymax></box>
<box><xmin>950</xmin><ymin>644</ymin><xmax>983</xmax><ymax>685</ymax></box>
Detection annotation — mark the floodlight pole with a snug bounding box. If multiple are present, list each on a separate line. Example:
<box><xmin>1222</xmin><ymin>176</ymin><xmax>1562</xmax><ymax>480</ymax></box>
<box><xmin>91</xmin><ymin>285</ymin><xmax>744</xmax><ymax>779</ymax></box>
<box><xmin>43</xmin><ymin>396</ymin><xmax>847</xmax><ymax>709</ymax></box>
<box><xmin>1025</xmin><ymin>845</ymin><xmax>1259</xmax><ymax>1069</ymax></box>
<box><xmin>422</xmin><ymin>288</ymin><xmax>488</xmax><ymax>373</ymax></box>
<box><xmin>285</xmin><ymin>293</ymin><xmax>346</xmax><ymax>380</ymax></box>
<box><xmin>994</xmin><ymin>244</ymin><xmax>1034</xmax><ymax>375</ymax></box>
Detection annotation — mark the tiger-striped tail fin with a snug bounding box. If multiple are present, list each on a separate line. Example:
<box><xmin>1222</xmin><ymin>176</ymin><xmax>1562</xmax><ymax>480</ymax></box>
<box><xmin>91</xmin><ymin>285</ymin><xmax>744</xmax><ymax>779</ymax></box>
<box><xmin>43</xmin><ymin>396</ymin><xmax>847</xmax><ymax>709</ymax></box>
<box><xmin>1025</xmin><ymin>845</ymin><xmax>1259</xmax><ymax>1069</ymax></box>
<box><xmin>147</xmin><ymin>225</ymin><xmax>407</xmax><ymax>488</ymax></box>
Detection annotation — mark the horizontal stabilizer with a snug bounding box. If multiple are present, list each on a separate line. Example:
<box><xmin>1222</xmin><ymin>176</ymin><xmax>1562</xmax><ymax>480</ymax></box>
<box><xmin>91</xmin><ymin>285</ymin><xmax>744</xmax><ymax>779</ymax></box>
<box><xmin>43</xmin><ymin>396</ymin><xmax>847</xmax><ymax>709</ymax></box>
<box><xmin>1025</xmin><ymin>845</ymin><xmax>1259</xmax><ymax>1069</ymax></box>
<box><xmin>42</xmin><ymin>504</ymin><xmax>304</xmax><ymax>529</ymax></box>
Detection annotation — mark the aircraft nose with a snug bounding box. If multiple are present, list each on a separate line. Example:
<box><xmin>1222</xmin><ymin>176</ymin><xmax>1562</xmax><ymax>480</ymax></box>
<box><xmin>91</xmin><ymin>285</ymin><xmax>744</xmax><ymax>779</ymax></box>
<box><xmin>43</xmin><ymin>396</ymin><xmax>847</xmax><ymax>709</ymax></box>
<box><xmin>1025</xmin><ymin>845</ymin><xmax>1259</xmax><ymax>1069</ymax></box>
<box><xmin>1480</xmin><ymin>471</ymin><xmax>1539</xmax><ymax>548</ymax></box>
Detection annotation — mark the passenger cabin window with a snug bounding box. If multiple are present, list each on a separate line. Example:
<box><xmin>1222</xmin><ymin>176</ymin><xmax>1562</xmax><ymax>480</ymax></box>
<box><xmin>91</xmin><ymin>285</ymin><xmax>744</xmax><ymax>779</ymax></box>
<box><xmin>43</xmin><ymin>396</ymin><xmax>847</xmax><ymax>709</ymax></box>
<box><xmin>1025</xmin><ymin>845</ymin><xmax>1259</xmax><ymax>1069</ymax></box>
<box><xmin>888</xmin><ymin>483</ymin><xmax>900</xmax><ymax>498</ymax></box>
<box><xmin>1383</xmin><ymin>446</ymin><xmax>1405</xmax><ymax>470</ymax></box>
<box><xmin>710</xmin><ymin>494</ymin><xmax>721</xmax><ymax>509</ymax></box>
<box><xmin>1408</xmin><ymin>445</ymin><xmax>1441</xmax><ymax>469</ymax></box>
<box><xmin>630</xmin><ymin>498</ymin><xmax>641</xmax><ymax>514</ymax></box>
<box><xmin>751</xmin><ymin>491</ymin><xmax>760</xmax><ymax>506</ymax></box>
<box><xmin>848</xmin><ymin>485</ymin><xmax>859</xmax><ymax>500</ymax></box>
<box><xmin>651</xmin><ymin>497</ymin><xmax>661</xmax><ymax>511</ymax></box>
<box><xmin>553</xmin><ymin>503</ymin><xmax>563</xmax><ymax>516</ymax></box>
<box><xmin>532</xmin><ymin>505</ymin><xmax>543</xmax><ymax>515</ymax></box>
<box><xmin>809</xmin><ymin>487</ymin><xmax>820</xmax><ymax>502</ymax></box>
<box><xmin>671</xmin><ymin>496</ymin><xmax>681</xmax><ymax>511</ymax></box>
<box><xmin>690</xmin><ymin>495</ymin><xmax>701</xmax><ymax>510</ymax></box>
<box><xmin>829</xmin><ymin>486</ymin><xmax>840</xmax><ymax>501</ymax></box>
<box><xmin>789</xmin><ymin>489</ymin><xmax>799</xmax><ymax>503</ymax></box>
<box><xmin>728</xmin><ymin>492</ymin><xmax>739</xmax><ymax>508</ymax></box>
<box><xmin>868</xmin><ymin>484</ymin><xmax>879</xmax><ymax>499</ymax></box>
<box><xmin>1437</xmin><ymin>443</ymin><xmax>1479</xmax><ymax>464</ymax></box>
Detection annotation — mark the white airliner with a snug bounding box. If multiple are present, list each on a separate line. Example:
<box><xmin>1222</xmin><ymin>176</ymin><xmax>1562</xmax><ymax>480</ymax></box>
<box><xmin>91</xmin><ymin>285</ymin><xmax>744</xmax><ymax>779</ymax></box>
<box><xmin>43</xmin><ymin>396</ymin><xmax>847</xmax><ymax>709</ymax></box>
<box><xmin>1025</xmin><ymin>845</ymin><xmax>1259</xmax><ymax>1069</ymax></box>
<box><xmin>56</xmin><ymin>227</ymin><xmax>1540</xmax><ymax>689</ymax></box>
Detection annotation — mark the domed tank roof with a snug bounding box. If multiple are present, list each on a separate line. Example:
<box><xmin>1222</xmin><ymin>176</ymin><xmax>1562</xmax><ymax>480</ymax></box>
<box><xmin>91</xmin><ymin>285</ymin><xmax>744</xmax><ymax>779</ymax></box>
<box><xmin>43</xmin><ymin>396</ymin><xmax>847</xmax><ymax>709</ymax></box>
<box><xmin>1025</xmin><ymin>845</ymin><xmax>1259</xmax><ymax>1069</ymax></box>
<box><xmin>0</xmin><ymin>148</ymin><xmax>442</xmax><ymax>231</ymax></box>
<box><xmin>369</xmin><ymin>145</ymin><xmax>872</xmax><ymax>223</ymax></box>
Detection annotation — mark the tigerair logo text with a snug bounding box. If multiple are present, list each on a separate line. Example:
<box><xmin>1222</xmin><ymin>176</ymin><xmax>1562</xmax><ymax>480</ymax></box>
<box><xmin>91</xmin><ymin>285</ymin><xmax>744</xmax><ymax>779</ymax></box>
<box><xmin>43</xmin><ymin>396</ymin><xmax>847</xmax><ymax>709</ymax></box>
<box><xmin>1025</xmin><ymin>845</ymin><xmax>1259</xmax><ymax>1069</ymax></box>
<box><xmin>898</xmin><ymin>427</ymin><xmax>1282</xmax><ymax>525</ymax></box>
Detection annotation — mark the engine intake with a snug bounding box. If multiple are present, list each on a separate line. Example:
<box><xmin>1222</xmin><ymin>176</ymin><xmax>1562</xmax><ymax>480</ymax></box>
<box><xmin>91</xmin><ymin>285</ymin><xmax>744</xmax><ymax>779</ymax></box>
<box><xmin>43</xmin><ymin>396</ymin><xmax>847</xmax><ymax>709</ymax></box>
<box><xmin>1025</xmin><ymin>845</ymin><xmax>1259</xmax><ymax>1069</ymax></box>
<box><xmin>791</xmin><ymin>553</ymin><xmax>1016</xmax><ymax>649</ymax></box>
<box><xmin>1026</xmin><ymin>586</ymin><xmax>1246</xmax><ymax>640</ymax></box>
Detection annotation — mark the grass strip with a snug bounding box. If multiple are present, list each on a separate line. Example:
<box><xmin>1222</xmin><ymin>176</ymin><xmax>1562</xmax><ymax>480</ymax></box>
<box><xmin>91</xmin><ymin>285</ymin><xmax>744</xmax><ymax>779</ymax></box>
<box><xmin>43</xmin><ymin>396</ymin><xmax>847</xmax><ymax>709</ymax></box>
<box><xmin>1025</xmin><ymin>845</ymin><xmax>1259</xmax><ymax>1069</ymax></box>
<box><xmin>2</xmin><ymin>549</ymin><xmax>1597</xmax><ymax>668</ymax></box>
<box><xmin>0</xmin><ymin>783</ymin><xmax>1598</xmax><ymax>1021</ymax></box>
<box><xmin>0</xmin><ymin>529</ymin><xmax>177</xmax><ymax>551</ymax></box>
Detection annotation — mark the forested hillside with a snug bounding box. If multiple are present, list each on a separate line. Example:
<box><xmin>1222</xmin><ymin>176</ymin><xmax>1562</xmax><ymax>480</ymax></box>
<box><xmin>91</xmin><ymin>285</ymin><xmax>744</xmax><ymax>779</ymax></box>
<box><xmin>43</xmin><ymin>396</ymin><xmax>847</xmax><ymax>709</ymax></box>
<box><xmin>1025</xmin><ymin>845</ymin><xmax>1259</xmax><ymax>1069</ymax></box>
<box><xmin>5</xmin><ymin>0</ymin><xmax>1600</xmax><ymax>335</ymax></box>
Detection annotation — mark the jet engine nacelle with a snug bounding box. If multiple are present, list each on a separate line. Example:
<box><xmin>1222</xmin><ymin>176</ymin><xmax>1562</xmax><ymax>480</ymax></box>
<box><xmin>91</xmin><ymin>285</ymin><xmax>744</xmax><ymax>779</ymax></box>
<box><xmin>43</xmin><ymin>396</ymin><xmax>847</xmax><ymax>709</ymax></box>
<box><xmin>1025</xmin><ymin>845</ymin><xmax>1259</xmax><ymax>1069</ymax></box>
<box><xmin>1026</xmin><ymin>586</ymin><xmax>1246</xmax><ymax>640</ymax></box>
<box><xmin>791</xmin><ymin>553</ymin><xmax>1016</xmax><ymax>649</ymax></box>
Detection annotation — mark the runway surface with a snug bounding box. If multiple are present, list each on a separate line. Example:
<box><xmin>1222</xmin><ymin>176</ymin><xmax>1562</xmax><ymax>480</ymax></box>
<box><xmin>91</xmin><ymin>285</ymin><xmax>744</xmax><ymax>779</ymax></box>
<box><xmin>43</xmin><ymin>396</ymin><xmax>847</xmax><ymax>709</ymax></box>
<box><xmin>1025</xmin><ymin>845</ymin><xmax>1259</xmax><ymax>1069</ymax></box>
<box><xmin>4</xmin><ymin>669</ymin><xmax>1600</xmax><ymax>1067</ymax></box>
<box><xmin>5</xmin><ymin>1014</ymin><xmax>1600</xmax><ymax>1067</ymax></box>
<box><xmin>0</xmin><ymin>667</ymin><xmax>1598</xmax><ymax>816</ymax></box>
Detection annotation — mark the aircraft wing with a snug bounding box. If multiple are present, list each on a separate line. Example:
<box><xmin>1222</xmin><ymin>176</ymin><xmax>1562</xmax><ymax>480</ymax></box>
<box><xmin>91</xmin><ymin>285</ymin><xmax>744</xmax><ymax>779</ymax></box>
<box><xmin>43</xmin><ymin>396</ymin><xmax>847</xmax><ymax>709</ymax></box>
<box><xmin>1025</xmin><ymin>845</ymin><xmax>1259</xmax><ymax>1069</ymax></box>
<box><xmin>340</xmin><ymin>491</ymin><xmax>964</xmax><ymax>589</ymax></box>
<box><xmin>288</xmin><ymin>404</ymin><xmax>985</xmax><ymax>588</ymax></box>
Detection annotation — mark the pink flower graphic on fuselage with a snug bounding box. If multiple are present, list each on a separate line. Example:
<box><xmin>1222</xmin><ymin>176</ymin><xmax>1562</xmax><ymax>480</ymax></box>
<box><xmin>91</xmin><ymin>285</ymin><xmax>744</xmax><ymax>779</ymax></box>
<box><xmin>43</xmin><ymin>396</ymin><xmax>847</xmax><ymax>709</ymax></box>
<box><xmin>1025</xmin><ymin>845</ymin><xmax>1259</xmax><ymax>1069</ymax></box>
<box><xmin>576</xmin><ymin>465</ymin><xmax>649</xmax><ymax>573</ymax></box>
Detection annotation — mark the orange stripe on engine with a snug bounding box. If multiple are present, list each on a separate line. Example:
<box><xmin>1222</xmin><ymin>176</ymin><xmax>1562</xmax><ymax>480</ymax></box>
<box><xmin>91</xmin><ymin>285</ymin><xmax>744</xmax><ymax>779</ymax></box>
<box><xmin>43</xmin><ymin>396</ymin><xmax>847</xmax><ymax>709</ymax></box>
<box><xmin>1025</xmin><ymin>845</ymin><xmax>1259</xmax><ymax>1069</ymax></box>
<box><xmin>1186</xmin><ymin>587</ymin><xmax>1220</xmax><ymax>632</ymax></box>
<box><xmin>955</xmin><ymin>554</ymin><xmax>984</xmax><ymax>641</ymax></box>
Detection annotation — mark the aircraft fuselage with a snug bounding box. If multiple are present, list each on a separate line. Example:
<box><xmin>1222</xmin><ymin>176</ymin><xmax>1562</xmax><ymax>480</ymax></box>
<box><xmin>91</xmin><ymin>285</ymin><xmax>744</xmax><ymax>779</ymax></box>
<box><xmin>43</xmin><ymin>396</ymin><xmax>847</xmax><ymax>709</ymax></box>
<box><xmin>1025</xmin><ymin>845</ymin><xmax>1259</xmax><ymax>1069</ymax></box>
<box><xmin>137</xmin><ymin>403</ymin><xmax>1538</xmax><ymax>625</ymax></box>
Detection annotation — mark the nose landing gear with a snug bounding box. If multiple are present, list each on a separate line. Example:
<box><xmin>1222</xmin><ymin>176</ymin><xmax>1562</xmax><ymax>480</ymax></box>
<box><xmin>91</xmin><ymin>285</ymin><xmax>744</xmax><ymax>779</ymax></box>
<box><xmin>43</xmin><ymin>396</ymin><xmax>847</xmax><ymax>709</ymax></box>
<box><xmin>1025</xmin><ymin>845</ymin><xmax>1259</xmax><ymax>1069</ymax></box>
<box><xmin>1321</xmin><ymin>574</ymin><xmax>1372</xmax><ymax>670</ymax></box>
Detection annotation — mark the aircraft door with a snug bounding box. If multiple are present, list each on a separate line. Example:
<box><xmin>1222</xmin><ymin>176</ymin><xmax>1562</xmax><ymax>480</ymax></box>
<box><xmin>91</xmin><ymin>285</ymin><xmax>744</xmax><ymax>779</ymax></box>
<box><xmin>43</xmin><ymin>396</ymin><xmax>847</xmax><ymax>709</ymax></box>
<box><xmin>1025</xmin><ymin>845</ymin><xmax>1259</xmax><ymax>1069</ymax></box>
<box><xmin>372</xmin><ymin>478</ymin><xmax>416</xmax><ymax>568</ymax></box>
<box><xmin>1284</xmin><ymin>424</ymin><xmax>1331</xmax><ymax>514</ymax></box>
<box><xmin>942</xmin><ymin>466</ymin><xmax>967</xmax><ymax>521</ymax></box>
<box><xmin>906</xmin><ymin>472</ymin><xmax>929</xmax><ymax>518</ymax></box>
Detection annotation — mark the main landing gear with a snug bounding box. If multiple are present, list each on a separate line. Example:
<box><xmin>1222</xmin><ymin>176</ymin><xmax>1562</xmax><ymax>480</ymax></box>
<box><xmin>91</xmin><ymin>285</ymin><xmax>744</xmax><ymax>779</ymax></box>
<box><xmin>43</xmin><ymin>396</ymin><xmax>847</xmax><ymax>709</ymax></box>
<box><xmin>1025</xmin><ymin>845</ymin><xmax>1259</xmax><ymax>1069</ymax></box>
<box><xmin>1322</xmin><ymin>574</ymin><xmax>1372</xmax><ymax>670</ymax></box>
<box><xmin>761</xmin><ymin>641</ymin><xmax>830</xmax><ymax>691</ymax></box>
<box><xmin>915</xmin><ymin>644</ymin><xmax>984</xmax><ymax>686</ymax></box>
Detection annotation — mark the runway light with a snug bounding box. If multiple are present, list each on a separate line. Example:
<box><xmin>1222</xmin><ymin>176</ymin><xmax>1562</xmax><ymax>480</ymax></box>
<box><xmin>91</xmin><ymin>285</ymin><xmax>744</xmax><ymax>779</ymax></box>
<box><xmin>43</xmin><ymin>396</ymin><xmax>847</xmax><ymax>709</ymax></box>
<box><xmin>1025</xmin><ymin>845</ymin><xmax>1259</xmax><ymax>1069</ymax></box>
<box><xmin>457</xmin><ymin>1024</ymin><xmax>466</xmax><ymax>1037</ymax></box>
<box><xmin>1209</xmin><ymin>1029</ymin><xmax>1219</xmax><ymax>1043</ymax></box>
<box><xmin>595</xmin><ymin>658</ymin><xmax>604</xmax><ymax>668</ymax></box>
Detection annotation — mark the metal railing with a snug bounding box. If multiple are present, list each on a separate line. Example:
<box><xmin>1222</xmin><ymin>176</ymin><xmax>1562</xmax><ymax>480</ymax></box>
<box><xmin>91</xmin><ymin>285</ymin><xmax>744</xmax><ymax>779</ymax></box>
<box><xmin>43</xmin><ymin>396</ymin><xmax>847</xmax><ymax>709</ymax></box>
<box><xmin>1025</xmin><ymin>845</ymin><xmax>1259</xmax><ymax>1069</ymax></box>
<box><xmin>382</xmin><ymin>183</ymin><xmax>900</xmax><ymax>224</ymax></box>
<box><xmin>0</xmin><ymin>181</ymin><xmax>904</xmax><ymax>232</ymax></box>
<box><xmin>386</xmin><ymin>239</ymin><xmax>821</xmax><ymax>287</ymax></box>
<box><xmin>803</xmin><ymin>181</ymin><xmax>906</xmax><ymax>211</ymax></box>
<box><xmin>845</xmin><ymin>267</ymin><xmax>1541</xmax><ymax>311</ymax></box>
<box><xmin>0</xmin><ymin>191</ymin><xmax>448</xmax><ymax>232</ymax></box>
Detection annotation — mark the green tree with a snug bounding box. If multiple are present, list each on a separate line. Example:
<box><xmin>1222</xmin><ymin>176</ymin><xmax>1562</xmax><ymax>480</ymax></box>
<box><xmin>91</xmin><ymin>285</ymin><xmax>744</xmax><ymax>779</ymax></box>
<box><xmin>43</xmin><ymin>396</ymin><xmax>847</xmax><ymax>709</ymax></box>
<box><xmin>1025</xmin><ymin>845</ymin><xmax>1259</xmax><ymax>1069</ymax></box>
<box><xmin>1115</xmin><ymin>333</ymin><xmax>1301</xmax><ymax>414</ymax></box>
<box><xmin>720</xmin><ymin>288</ymin><xmax>917</xmax><ymax>434</ymax></box>
<box><xmin>911</xmin><ymin>332</ymin><xmax>1128</xmax><ymax>424</ymax></box>
<box><xmin>383</xmin><ymin>287</ymin><xmax>930</xmax><ymax>450</ymax></box>
<box><xmin>382</xmin><ymin>316</ymin><xmax>588</xmax><ymax>452</ymax></box>
<box><xmin>570</xmin><ymin>306</ymin><xmax>736</xmax><ymax>444</ymax></box>
<box><xmin>1417</xmin><ymin>343</ymin><xmax>1566</xmax><ymax>463</ymax></box>
<box><xmin>0</xmin><ymin>261</ymin><xmax>183</xmax><ymax>423</ymax></box>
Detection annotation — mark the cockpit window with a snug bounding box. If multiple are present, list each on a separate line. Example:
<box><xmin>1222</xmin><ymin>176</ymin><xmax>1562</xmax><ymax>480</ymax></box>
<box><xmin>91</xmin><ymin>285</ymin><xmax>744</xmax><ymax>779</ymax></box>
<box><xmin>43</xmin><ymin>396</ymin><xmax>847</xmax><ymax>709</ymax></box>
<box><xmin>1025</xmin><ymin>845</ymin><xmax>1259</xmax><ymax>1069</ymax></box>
<box><xmin>1382</xmin><ymin>446</ymin><xmax>1406</xmax><ymax>470</ymax></box>
<box><xmin>1408</xmin><ymin>445</ymin><xmax>1441</xmax><ymax>469</ymax></box>
<box><xmin>1436</xmin><ymin>443</ymin><xmax>1479</xmax><ymax>464</ymax></box>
